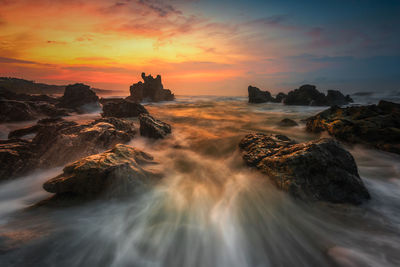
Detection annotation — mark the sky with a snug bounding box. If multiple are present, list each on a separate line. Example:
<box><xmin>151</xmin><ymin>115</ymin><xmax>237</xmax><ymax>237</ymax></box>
<box><xmin>0</xmin><ymin>0</ymin><xmax>399</xmax><ymax>95</ymax></box>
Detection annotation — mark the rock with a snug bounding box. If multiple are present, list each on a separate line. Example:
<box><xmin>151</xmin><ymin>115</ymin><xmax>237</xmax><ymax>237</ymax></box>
<box><xmin>326</xmin><ymin>90</ymin><xmax>353</xmax><ymax>106</ymax></box>
<box><xmin>139</xmin><ymin>114</ymin><xmax>171</xmax><ymax>139</ymax></box>
<box><xmin>43</xmin><ymin>144</ymin><xmax>160</xmax><ymax>197</ymax></box>
<box><xmin>239</xmin><ymin>133</ymin><xmax>370</xmax><ymax>204</ymax></box>
<box><xmin>284</xmin><ymin>84</ymin><xmax>327</xmax><ymax>106</ymax></box>
<box><xmin>99</xmin><ymin>97</ymin><xmax>124</xmax><ymax>105</ymax></box>
<box><xmin>8</xmin><ymin>117</ymin><xmax>64</xmax><ymax>139</ymax></box>
<box><xmin>1</xmin><ymin>117</ymin><xmax>137</xmax><ymax>179</ymax></box>
<box><xmin>101</xmin><ymin>99</ymin><xmax>148</xmax><ymax>118</ymax></box>
<box><xmin>128</xmin><ymin>73</ymin><xmax>174</xmax><ymax>102</ymax></box>
<box><xmin>282</xmin><ymin>85</ymin><xmax>352</xmax><ymax>106</ymax></box>
<box><xmin>0</xmin><ymin>100</ymin><xmax>36</xmax><ymax>122</ymax></box>
<box><xmin>0</xmin><ymin>87</ymin><xmax>58</xmax><ymax>103</ymax></box>
<box><xmin>278</xmin><ymin>118</ymin><xmax>298</xmax><ymax>127</ymax></box>
<box><xmin>57</xmin><ymin>83</ymin><xmax>99</xmax><ymax>110</ymax></box>
<box><xmin>248</xmin><ymin>86</ymin><xmax>274</xmax><ymax>103</ymax></box>
<box><xmin>0</xmin><ymin>139</ymin><xmax>36</xmax><ymax>179</ymax></box>
<box><xmin>305</xmin><ymin>101</ymin><xmax>400</xmax><ymax>154</ymax></box>
<box><xmin>274</xmin><ymin>92</ymin><xmax>287</xmax><ymax>103</ymax></box>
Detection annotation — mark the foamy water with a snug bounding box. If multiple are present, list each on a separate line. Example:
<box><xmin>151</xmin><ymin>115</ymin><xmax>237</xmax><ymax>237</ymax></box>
<box><xmin>0</xmin><ymin>96</ymin><xmax>399</xmax><ymax>267</ymax></box>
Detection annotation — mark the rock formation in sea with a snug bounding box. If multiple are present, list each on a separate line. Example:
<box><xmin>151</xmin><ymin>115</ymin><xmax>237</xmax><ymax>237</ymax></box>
<box><xmin>57</xmin><ymin>83</ymin><xmax>99</xmax><ymax>111</ymax></box>
<box><xmin>248</xmin><ymin>86</ymin><xmax>275</xmax><ymax>103</ymax></box>
<box><xmin>306</xmin><ymin>100</ymin><xmax>400</xmax><ymax>154</ymax></box>
<box><xmin>127</xmin><ymin>73</ymin><xmax>174</xmax><ymax>102</ymax></box>
<box><xmin>102</xmin><ymin>99</ymin><xmax>148</xmax><ymax>118</ymax></box>
<box><xmin>139</xmin><ymin>113</ymin><xmax>171</xmax><ymax>139</ymax></box>
<box><xmin>239</xmin><ymin>133</ymin><xmax>370</xmax><ymax>204</ymax></box>
<box><xmin>43</xmin><ymin>144</ymin><xmax>161</xmax><ymax>199</ymax></box>
<box><xmin>0</xmin><ymin>87</ymin><xmax>69</xmax><ymax>122</ymax></box>
<box><xmin>278</xmin><ymin>118</ymin><xmax>298</xmax><ymax>127</ymax></box>
<box><xmin>0</xmin><ymin>117</ymin><xmax>137</xmax><ymax>179</ymax></box>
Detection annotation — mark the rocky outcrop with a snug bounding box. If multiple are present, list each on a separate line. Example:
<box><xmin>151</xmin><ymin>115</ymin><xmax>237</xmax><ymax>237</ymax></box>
<box><xmin>275</xmin><ymin>92</ymin><xmax>287</xmax><ymax>103</ymax></box>
<box><xmin>139</xmin><ymin>114</ymin><xmax>171</xmax><ymax>139</ymax></box>
<box><xmin>239</xmin><ymin>133</ymin><xmax>370</xmax><ymax>204</ymax></box>
<box><xmin>326</xmin><ymin>90</ymin><xmax>353</xmax><ymax>106</ymax></box>
<box><xmin>248</xmin><ymin>86</ymin><xmax>274</xmax><ymax>103</ymax></box>
<box><xmin>306</xmin><ymin>100</ymin><xmax>400</xmax><ymax>154</ymax></box>
<box><xmin>283</xmin><ymin>85</ymin><xmax>353</xmax><ymax>106</ymax></box>
<box><xmin>0</xmin><ymin>87</ymin><xmax>58</xmax><ymax>103</ymax></box>
<box><xmin>0</xmin><ymin>139</ymin><xmax>37</xmax><ymax>179</ymax></box>
<box><xmin>102</xmin><ymin>99</ymin><xmax>148</xmax><ymax>118</ymax></box>
<box><xmin>278</xmin><ymin>118</ymin><xmax>298</xmax><ymax>127</ymax></box>
<box><xmin>57</xmin><ymin>83</ymin><xmax>99</xmax><ymax>111</ymax></box>
<box><xmin>128</xmin><ymin>73</ymin><xmax>174</xmax><ymax>102</ymax></box>
<box><xmin>0</xmin><ymin>117</ymin><xmax>137</xmax><ymax>179</ymax></box>
<box><xmin>43</xmin><ymin>144</ymin><xmax>160</xmax><ymax>198</ymax></box>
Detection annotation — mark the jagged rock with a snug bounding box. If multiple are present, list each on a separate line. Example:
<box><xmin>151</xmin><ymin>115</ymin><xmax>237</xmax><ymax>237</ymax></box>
<box><xmin>99</xmin><ymin>97</ymin><xmax>124</xmax><ymax>105</ymax></box>
<box><xmin>274</xmin><ymin>92</ymin><xmax>287</xmax><ymax>103</ymax></box>
<box><xmin>139</xmin><ymin>114</ymin><xmax>171</xmax><ymax>139</ymax></box>
<box><xmin>0</xmin><ymin>100</ymin><xmax>36</xmax><ymax>122</ymax></box>
<box><xmin>102</xmin><ymin>99</ymin><xmax>148</xmax><ymax>118</ymax></box>
<box><xmin>306</xmin><ymin>100</ymin><xmax>400</xmax><ymax>154</ymax></box>
<box><xmin>0</xmin><ymin>117</ymin><xmax>137</xmax><ymax>179</ymax></box>
<box><xmin>282</xmin><ymin>85</ymin><xmax>352</xmax><ymax>106</ymax></box>
<box><xmin>239</xmin><ymin>133</ymin><xmax>370</xmax><ymax>204</ymax></box>
<box><xmin>326</xmin><ymin>90</ymin><xmax>353</xmax><ymax>106</ymax></box>
<box><xmin>0</xmin><ymin>139</ymin><xmax>37</xmax><ymax>179</ymax></box>
<box><xmin>0</xmin><ymin>87</ymin><xmax>59</xmax><ymax>103</ymax></box>
<box><xmin>248</xmin><ymin>86</ymin><xmax>274</xmax><ymax>103</ymax></box>
<box><xmin>128</xmin><ymin>73</ymin><xmax>174</xmax><ymax>102</ymax></box>
<box><xmin>8</xmin><ymin>117</ymin><xmax>64</xmax><ymax>139</ymax></box>
<box><xmin>57</xmin><ymin>83</ymin><xmax>99</xmax><ymax>110</ymax></box>
<box><xmin>278</xmin><ymin>118</ymin><xmax>298</xmax><ymax>127</ymax></box>
<box><xmin>284</xmin><ymin>84</ymin><xmax>327</xmax><ymax>106</ymax></box>
<box><xmin>43</xmin><ymin>144</ymin><xmax>160</xmax><ymax>198</ymax></box>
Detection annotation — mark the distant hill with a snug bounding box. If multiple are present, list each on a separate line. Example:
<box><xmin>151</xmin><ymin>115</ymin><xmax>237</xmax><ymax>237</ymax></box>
<box><xmin>0</xmin><ymin>77</ymin><xmax>114</xmax><ymax>95</ymax></box>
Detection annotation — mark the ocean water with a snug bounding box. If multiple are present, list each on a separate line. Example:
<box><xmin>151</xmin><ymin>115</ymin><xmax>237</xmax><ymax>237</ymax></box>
<box><xmin>0</xmin><ymin>95</ymin><xmax>399</xmax><ymax>267</ymax></box>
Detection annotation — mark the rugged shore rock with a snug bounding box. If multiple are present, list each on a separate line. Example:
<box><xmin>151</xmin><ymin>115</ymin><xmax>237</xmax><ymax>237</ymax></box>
<box><xmin>139</xmin><ymin>114</ymin><xmax>171</xmax><ymax>139</ymax></box>
<box><xmin>248</xmin><ymin>86</ymin><xmax>274</xmax><ymax>103</ymax></box>
<box><xmin>0</xmin><ymin>117</ymin><xmax>137</xmax><ymax>179</ymax></box>
<box><xmin>43</xmin><ymin>144</ymin><xmax>160</xmax><ymax>198</ymax></box>
<box><xmin>128</xmin><ymin>73</ymin><xmax>174</xmax><ymax>102</ymax></box>
<box><xmin>239</xmin><ymin>133</ymin><xmax>370</xmax><ymax>204</ymax></box>
<box><xmin>57</xmin><ymin>83</ymin><xmax>99</xmax><ymax>111</ymax></box>
<box><xmin>102</xmin><ymin>99</ymin><xmax>148</xmax><ymax>118</ymax></box>
<box><xmin>278</xmin><ymin>118</ymin><xmax>298</xmax><ymax>127</ymax></box>
<box><xmin>306</xmin><ymin>100</ymin><xmax>400</xmax><ymax>154</ymax></box>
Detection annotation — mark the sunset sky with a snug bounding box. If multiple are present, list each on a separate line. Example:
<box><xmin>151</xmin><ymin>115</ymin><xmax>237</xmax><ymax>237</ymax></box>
<box><xmin>0</xmin><ymin>0</ymin><xmax>399</xmax><ymax>95</ymax></box>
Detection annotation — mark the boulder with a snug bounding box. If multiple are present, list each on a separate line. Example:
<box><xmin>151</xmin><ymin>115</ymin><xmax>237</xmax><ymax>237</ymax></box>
<box><xmin>284</xmin><ymin>84</ymin><xmax>327</xmax><ymax>106</ymax></box>
<box><xmin>57</xmin><ymin>83</ymin><xmax>99</xmax><ymax>110</ymax></box>
<box><xmin>0</xmin><ymin>139</ymin><xmax>37</xmax><ymax>179</ymax></box>
<box><xmin>0</xmin><ymin>100</ymin><xmax>36</xmax><ymax>122</ymax></box>
<box><xmin>139</xmin><ymin>114</ymin><xmax>171</xmax><ymax>139</ymax></box>
<box><xmin>0</xmin><ymin>117</ymin><xmax>137</xmax><ymax>179</ymax></box>
<box><xmin>326</xmin><ymin>90</ymin><xmax>353</xmax><ymax>106</ymax></box>
<box><xmin>239</xmin><ymin>133</ymin><xmax>370</xmax><ymax>204</ymax></box>
<box><xmin>128</xmin><ymin>73</ymin><xmax>174</xmax><ymax>102</ymax></box>
<box><xmin>278</xmin><ymin>118</ymin><xmax>298</xmax><ymax>127</ymax></box>
<box><xmin>102</xmin><ymin>99</ymin><xmax>148</xmax><ymax>118</ymax></box>
<box><xmin>43</xmin><ymin>144</ymin><xmax>160</xmax><ymax>197</ymax></box>
<box><xmin>248</xmin><ymin>86</ymin><xmax>274</xmax><ymax>103</ymax></box>
<box><xmin>274</xmin><ymin>92</ymin><xmax>287</xmax><ymax>103</ymax></box>
<box><xmin>306</xmin><ymin>100</ymin><xmax>400</xmax><ymax>154</ymax></box>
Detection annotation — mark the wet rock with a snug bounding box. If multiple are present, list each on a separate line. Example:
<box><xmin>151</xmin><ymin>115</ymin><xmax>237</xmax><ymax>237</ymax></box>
<box><xmin>43</xmin><ymin>144</ymin><xmax>160</xmax><ymax>197</ymax></box>
<box><xmin>326</xmin><ymin>90</ymin><xmax>353</xmax><ymax>106</ymax></box>
<box><xmin>128</xmin><ymin>73</ymin><xmax>174</xmax><ymax>102</ymax></box>
<box><xmin>248</xmin><ymin>86</ymin><xmax>274</xmax><ymax>103</ymax></box>
<box><xmin>1</xmin><ymin>117</ymin><xmax>137</xmax><ymax>179</ymax></box>
<box><xmin>102</xmin><ymin>99</ymin><xmax>148</xmax><ymax>118</ymax></box>
<box><xmin>57</xmin><ymin>83</ymin><xmax>99</xmax><ymax>110</ymax></box>
<box><xmin>305</xmin><ymin>100</ymin><xmax>400</xmax><ymax>154</ymax></box>
<box><xmin>8</xmin><ymin>117</ymin><xmax>64</xmax><ymax>139</ymax></box>
<box><xmin>0</xmin><ymin>139</ymin><xmax>36</xmax><ymax>179</ymax></box>
<box><xmin>278</xmin><ymin>118</ymin><xmax>298</xmax><ymax>127</ymax></box>
<box><xmin>282</xmin><ymin>85</ymin><xmax>352</xmax><ymax>106</ymax></box>
<box><xmin>0</xmin><ymin>100</ymin><xmax>36</xmax><ymax>122</ymax></box>
<box><xmin>284</xmin><ymin>84</ymin><xmax>327</xmax><ymax>106</ymax></box>
<box><xmin>239</xmin><ymin>133</ymin><xmax>370</xmax><ymax>204</ymax></box>
<box><xmin>139</xmin><ymin>113</ymin><xmax>171</xmax><ymax>139</ymax></box>
<box><xmin>274</xmin><ymin>92</ymin><xmax>287</xmax><ymax>103</ymax></box>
